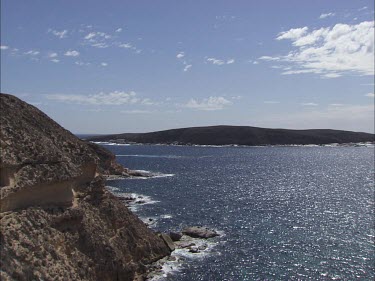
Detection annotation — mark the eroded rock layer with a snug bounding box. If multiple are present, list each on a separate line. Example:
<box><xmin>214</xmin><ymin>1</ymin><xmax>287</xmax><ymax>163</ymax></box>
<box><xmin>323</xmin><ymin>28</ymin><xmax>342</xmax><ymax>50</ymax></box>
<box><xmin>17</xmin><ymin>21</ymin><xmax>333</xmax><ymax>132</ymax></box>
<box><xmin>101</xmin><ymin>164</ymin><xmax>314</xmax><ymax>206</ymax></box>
<box><xmin>0</xmin><ymin>93</ymin><xmax>170</xmax><ymax>280</ymax></box>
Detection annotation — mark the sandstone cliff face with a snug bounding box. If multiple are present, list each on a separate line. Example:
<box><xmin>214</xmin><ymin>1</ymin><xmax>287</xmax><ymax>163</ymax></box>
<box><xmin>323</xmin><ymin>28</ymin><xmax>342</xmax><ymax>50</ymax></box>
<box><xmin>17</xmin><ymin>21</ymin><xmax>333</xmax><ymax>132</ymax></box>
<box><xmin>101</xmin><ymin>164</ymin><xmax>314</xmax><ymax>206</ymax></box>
<box><xmin>0</xmin><ymin>93</ymin><xmax>170</xmax><ymax>280</ymax></box>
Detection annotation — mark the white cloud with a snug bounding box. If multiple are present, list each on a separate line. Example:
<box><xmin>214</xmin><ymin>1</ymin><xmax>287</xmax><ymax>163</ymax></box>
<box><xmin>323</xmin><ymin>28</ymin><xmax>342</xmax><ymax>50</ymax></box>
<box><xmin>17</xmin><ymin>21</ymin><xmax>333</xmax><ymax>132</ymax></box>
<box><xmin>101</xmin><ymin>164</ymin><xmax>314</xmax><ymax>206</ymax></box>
<box><xmin>259</xmin><ymin>56</ymin><xmax>280</xmax><ymax>61</ymax></box>
<box><xmin>84</xmin><ymin>31</ymin><xmax>111</xmax><ymax>40</ymax></box>
<box><xmin>85</xmin><ymin>32</ymin><xmax>96</xmax><ymax>40</ymax></box>
<box><xmin>101</xmin><ymin>62</ymin><xmax>108</xmax><ymax>67</ymax></box>
<box><xmin>0</xmin><ymin>45</ymin><xmax>9</xmax><ymax>50</ymax></box>
<box><xmin>51</xmin><ymin>59</ymin><xmax>60</xmax><ymax>63</ymax></box>
<box><xmin>176</xmin><ymin>52</ymin><xmax>185</xmax><ymax>59</ymax></box>
<box><xmin>301</xmin><ymin>102</ymin><xmax>319</xmax><ymax>106</ymax></box>
<box><xmin>253</xmin><ymin>61</ymin><xmax>259</xmax><ymax>65</ymax></box>
<box><xmin>65</xmin><ymin>50</ymin><xmax>80</xmax><ymax>57</ymax></box>
<box><xmin>118</xmin><ymin>42</ymin><xmax>141</xmax><ymax>54</ymax></box>
<box><xmin>141</xmin><ymin>98</ymin><xmax>155</xmax><ymax>105</ymax></box>
<box><xmin>83</xmin><ymin>31</ymin><xmax>113</xmax><ymax>48</ymax></box>
<box><xmin>263</xmin><ymin>21</ymin><xmax>374</xmax><ymax>78</ymax></box>
<box><xmin>115</xmin><ymin>28</ymin><xmax>123</xmax><ymax>32</ymax></box>
<box><xmin>183</xmin><ymin>64</ymin><xmax>192</xmax><ymax>72</ymax></box>
<box><xmin>207</xmin><ymin>58</ymin><xmax>225</xmax><ymax>65</ymax></box>
<box><xmin>75</xmin><ymin>61</ymin><xmax>90</xmax><ymax>66</ymax></box>
<box><xmin>48</xmin><ymin>29</ymin><xmax>68</xmax><ymax>39</ymax></box>
<box><xmin>119</xmin><ymin>43</ymin><xmax>132</xmax><ymax>49</ymax></box>
<box><xmin>185</xmin><ymin>96</ymin><xmax>232</xmax><ymax>111</ymax></box>
<box><xmin>46</xmin><ymin>91</ymin><xmax>154</xmax><ymax>106</ymax></box>
<box><xmin>358</xmin><ymin>6</ymin><xmax>368</xmax><ymax>11</ymax></box>
<box><xmin>206</xmin><ymin>57</ymin><xmax>235</xmax><ymax>65</ymax></box>
<box><xmin>319</xmin><ymin>12</ymin><xmax>335</xmax><ymax>19</ymax></box>
<box><xmin>47</xmin><ymin>52</ymin><xmax>58</xmax><ymax>58</ymax></box>
<box><xmin>24</xmin><ymin>50</ymin><xmax>40</xmax><ymax>56</ymax></box>
<box><xmin>91</xmin><ymin>42</ymin><xmax>109</xmax><ymax>48</ymax></box>
<box><xmin>276</xmin><ymin>27</ymin><xmax>309</xmax><ymax>40</ymax></box>
<box><xmin>365</xmin><ymin>93</ymin><xmax>375</xmax><ymax>98</ymax></box>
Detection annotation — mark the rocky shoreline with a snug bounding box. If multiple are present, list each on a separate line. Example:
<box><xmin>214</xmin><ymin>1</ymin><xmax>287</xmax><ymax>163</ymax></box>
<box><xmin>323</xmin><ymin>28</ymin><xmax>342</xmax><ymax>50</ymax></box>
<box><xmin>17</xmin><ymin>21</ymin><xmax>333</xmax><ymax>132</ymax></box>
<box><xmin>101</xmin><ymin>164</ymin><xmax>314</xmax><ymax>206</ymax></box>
<box><xmin>92</xmin><ymin>140</ymin><xmax>375</xmax><ymax>148</ymax></box>
<box><xmin>112</xmin><ymin>192</ymin><xmax>221</xmax><ymax>280</ymax></box>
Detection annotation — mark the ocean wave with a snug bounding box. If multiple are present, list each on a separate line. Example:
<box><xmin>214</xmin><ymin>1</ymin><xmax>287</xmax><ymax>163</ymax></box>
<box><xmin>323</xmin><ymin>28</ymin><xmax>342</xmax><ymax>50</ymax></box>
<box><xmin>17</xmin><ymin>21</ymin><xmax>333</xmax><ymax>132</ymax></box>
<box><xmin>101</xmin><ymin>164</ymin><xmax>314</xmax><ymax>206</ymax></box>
<box><xmin>92</xmin><ymin>141</ymin><xmax>131</xmax><ymax>146</ymax></box>
<box><xmin>148</xmin><ymin>234</ymin><xmax>223</xmax><ymax>280</ymax></box>
<box><xmin>127</xmin><ymin>169</ymin><xmax>175</xmax><ymax>179</ymax></box>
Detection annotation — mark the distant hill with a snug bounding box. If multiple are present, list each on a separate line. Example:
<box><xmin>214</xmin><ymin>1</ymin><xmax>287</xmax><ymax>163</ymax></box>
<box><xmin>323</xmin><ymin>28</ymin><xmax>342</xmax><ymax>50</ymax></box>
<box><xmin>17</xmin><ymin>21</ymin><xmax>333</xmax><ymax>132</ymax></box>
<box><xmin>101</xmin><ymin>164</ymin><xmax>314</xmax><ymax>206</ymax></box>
<box><xmin>86</xmin><ymin>125</ymin><xmax>374</xmax><ymax>146</ymax></box>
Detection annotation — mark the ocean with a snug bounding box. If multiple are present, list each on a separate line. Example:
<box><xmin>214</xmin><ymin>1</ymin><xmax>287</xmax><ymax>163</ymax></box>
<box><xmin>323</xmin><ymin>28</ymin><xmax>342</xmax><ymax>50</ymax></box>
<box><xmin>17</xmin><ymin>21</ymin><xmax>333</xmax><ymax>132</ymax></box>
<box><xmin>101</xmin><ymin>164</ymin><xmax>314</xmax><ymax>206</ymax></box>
<box><xmin>102</xmin><ymin>144</ymin><xmax>374</xmax><ymax>280</ymax></box>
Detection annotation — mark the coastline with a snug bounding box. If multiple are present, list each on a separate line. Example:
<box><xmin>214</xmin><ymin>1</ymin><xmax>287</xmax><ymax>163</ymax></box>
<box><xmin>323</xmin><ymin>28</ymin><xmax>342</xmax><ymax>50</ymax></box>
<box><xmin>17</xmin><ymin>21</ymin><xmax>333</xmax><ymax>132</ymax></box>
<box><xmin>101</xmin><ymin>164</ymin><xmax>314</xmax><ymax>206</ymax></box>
<box><xmin>105</xmin><ymin>176</ymin><xmax>223</xmax><ymax>280</ymax></box>
<box><xmin>92</xmin><ymin>140</ymin><xmax>375</xmax><ymax>148</ymax></box>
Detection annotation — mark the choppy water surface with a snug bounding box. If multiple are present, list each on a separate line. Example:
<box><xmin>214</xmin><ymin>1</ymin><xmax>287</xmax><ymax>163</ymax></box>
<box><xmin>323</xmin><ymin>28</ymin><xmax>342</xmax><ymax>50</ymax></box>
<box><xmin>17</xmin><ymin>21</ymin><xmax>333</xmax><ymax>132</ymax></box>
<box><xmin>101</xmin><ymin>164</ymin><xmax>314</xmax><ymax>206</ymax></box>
<box><xmin>104</xmin><ymin>145</ymin><xmax>374</xmax><ymax>280</ymax></box>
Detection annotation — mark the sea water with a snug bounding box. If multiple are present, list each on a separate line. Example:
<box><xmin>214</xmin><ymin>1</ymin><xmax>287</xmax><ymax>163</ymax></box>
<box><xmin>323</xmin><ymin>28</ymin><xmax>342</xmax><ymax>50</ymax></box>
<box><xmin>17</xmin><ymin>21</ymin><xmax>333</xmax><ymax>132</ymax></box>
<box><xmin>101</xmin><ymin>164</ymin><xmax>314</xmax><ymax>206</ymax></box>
<box><xmin>102</xmin><ymin>144</ymin><xmax>374</xmax><ymax>280</ymax></box>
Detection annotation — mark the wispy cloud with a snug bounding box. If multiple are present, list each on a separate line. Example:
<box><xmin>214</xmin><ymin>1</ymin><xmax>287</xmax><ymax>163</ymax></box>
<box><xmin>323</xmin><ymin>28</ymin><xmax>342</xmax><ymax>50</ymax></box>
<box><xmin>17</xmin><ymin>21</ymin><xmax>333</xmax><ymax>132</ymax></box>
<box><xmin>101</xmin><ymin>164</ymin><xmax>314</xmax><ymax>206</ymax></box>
<box><xmin>185</xmin><ymin>96</ymin><xmax>232</xmax><ymax>111</ymax></box>
<box><xmin>115</xmin><ymin>28</ymin><xmax>123</xmax><ymax>32</ymax></box>
<box><xmin>24</xmin><ymin>50</ymin><xmax>40</xmax><ymax>56</ymax></box>
<box><xmin>365</xmin><ymin>93</ymin><xmax>375</xmax><ymax>98</ymax></box>
<box><xmin>261</xmin><ymin>21</ymin><xmax>374</xmax><ymax>78</ymax></box>
<box><xmin>50</xmin><ymin>59</ymin><xmax>60</xmax><ymax>63</ymax></box>
<box><xmin>47</xmin><ymin>52</ymin><xmax>58</xmax><ymax>58</ymax></box>
<box><xmin>83</xmin><ymin>31</ymin><xmax>112</xmax><ymax>48</ymax></box>
<box><xmin>319</xmin><ymin>12</ymin><xmax>335</xmax><ymax>19</ymax></box>
<box><xmin>176</xmin><ymin>52</ymin><xmax>185</xmax><ymax>59</ymax></box>
<box><xmin>119</xmin><ymin>43</ymin><xmax>132</xmax><ymax>49</ymax></box>
<box><xmin>183</xmin><ymin>64</ymin><xmax>192</xmax><ymax>72</ymax></box>
<box><xmin>75</xmin><ymin>61</ymin><xmax>90</xmax><ymax>66</ymax></box>
<box><xmin>101</xmin><ymin>62</ymin><xmax>108</xmax><ymax>67</ymax></box>
<box><xmin>301</xmin><ymin>102</ymin><xmax>319</xmax><ymax>106</ymax></box>
<box><xmin>46</xmin><ymin>91</ymin><xmax>153</xmax><ymax>106</ymax></box>
<box><xmin>118</xmin><ymin>42</ymin><xmax>141</xmax><ymax>54</ymax></box>
<box><xmin>48</xmin><ymin>29</ymin><xmax>68</xmax><ymax>39</ymax></box>
<box><xmin>65</xmin><ymin>50</ymin><xmax>80</xmax><ymax>57</ymax></box>
<box><xmin>0</xmin><ymin>45</ymin><xmax>9</xmax><ymax>50</ymax></box>
<box><xmin>206</xmin><ymin>57</ymin><xmax>235</xmax><ymax>65</ymax></box>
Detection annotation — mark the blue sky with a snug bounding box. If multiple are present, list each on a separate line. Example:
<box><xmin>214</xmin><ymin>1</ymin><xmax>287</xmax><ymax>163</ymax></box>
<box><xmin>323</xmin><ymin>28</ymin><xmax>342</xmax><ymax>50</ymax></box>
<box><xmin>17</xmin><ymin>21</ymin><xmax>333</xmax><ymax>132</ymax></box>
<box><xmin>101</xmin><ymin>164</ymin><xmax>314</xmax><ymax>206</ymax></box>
<box><xmin>1</xmin><ymin>0</ymin><xmax>374</xmax><ymax>133</ymax></box>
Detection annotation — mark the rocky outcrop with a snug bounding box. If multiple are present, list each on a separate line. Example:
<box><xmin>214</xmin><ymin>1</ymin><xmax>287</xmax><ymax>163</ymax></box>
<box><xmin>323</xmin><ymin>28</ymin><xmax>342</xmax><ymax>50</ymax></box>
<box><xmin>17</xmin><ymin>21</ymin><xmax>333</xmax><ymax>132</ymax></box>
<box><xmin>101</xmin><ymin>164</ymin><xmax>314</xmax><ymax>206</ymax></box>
<box><xmin>182</xmin><ymin>226</ymin><xmax>220</xmax><ymax>239</ymax></box>
<box><xmin>0</xmin><ymin>93</ymin><xmax>170</xmax><ymax>280</ymax></box>
<box><xmin>86</xmin><ymin>142</ymin><xmax>129</xmax><ymax>176</ymax></box>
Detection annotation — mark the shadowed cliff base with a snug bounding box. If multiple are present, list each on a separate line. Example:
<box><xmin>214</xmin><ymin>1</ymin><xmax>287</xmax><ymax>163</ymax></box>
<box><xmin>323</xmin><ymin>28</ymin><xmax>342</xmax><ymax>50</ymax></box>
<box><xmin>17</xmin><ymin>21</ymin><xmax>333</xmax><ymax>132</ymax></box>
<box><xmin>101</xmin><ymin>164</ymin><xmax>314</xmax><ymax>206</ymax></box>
<box><xmin>0</xmin><ymin>93</ymin><xmax>170</xmax><ymax>280</ymax></box>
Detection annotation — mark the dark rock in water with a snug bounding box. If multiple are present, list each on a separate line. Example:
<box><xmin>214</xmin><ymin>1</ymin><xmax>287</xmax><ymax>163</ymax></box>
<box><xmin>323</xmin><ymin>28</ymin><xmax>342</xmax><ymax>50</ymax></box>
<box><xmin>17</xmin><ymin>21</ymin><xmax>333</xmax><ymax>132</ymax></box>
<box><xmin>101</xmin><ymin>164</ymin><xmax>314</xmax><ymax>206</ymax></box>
<box><xmin>169</xmin><ymin>231</ymin><xmax>183</xmax><ymax>241</ymax></box>
<box><xmin>159</xmin><ymin>233</ymin><xmax>175</xmax><ymax>251</ymax></box>
<box><xmin>182</xmin><ymin>226</ymin><xmax>220</xmax><ymax>239</ymax></box>
<box><xmin>188</xmin><ymin>247</ymin><xmax>199</xmax><ymax>253</ymax></box>
<box><xmin>0</xmin><ymin>93</ymin><xmax>170</xmax><ymax>281</ymax></box>
<box><xmin>198</xmin><ymin>245</ymin><xmax>207</xmax><ymax>251</ymax></box>
<box><xmin>128</xmin><ymin>170</ymin><xmax>153</xmax><ymax>177</ymax></box>
<box><xmin>176</xmin><ymin>242</ymin><xmax>196</xmax><ymax>249</ymax></box>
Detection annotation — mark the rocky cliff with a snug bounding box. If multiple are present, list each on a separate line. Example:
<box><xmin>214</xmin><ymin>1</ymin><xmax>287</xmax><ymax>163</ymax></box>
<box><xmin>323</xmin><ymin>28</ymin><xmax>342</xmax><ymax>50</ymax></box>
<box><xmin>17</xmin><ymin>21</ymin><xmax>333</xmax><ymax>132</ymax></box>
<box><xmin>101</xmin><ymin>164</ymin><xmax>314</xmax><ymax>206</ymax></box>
<box><xmin>0</xmin><ymin>93</ymin><xmax>170</xmax><ymax>280</ymax></box>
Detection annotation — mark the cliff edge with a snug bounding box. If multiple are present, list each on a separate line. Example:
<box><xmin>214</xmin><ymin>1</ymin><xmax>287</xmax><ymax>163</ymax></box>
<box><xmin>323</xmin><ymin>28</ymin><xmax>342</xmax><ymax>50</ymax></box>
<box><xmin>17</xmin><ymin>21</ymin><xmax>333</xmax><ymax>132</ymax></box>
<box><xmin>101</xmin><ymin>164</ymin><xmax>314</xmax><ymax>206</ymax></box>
<box><xmin>0</xmin><ymin>93</ymin><xmax>170</xmax><ymax>280</ymax></box>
